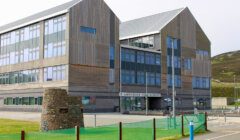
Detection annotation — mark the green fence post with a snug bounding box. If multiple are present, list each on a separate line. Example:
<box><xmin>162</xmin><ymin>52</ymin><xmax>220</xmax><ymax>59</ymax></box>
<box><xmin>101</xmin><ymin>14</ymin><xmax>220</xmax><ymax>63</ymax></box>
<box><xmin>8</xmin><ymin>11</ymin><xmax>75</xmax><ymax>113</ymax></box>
<box><xmin>75</xmin><ymin>126</ymin><xmax>80</xmax><ymax>140</ymax></box>
<box><xmin>204</xmin><ymin>112</ymin><xmax>208</xmax><ymax>131</ymax></box>
<box><xmin>153</xmin><ymin>118</ymin><xmax>156</xmax><ymax>140</ymax></box>
<box><xmin>181</xmin><ymin>114</ymin><xmax>184</xmax><ymax>136</ymax></box>
<box><xmin>21</xmin><ymin>130</ymin><xmax>25</xmax><ymax>140</ymax></box>
<box><xmin>119</xmin><ymin>122</ymin><xmax>122</xmax><ymax>140</ymax></box>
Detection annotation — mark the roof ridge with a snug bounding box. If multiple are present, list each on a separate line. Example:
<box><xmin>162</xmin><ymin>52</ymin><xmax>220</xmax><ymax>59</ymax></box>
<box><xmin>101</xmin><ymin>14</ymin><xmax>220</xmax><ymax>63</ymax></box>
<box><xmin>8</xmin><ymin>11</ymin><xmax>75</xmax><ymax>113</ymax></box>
<box><xmin>121</xmin><ymin>7</ymin><xmax>185</xmax><ymax>24</ymax></box>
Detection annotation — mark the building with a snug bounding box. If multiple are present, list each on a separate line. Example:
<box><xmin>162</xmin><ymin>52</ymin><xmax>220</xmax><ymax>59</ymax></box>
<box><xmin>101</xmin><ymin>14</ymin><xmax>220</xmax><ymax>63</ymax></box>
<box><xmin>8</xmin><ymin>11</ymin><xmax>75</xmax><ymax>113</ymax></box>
<box><xmin>120</xmin><ymin>7</ymin><xmax>211</xmax><ymax>112</ymax></box>
<box><xmin>0</xmin><ymin>0</ymin><xmax>211</xmax><ymax>113</ymax></box>
<box><xmin>0</xmin><ymin>0</ymin><xmax>120</xmax><ymax>112</ymax></box>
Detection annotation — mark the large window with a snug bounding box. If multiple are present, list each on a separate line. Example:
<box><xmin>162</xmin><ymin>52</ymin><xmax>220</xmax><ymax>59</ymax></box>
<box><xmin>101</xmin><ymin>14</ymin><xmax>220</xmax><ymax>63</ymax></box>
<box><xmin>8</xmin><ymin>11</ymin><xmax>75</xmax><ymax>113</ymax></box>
<box><xmin>44</xmin><ymin>15</ymin><xmax>66</xmax><ymax>58</ymax></box>
<box><xmin>0</xmin><ymin>24</ymin><xmax>40</xmax><ymax>66</ymax></box>
<box><xmin>196</xmin><ymin>50</ymin><xmax>209</xmax><ymax>57</ymax></box>
<box><xmin>44</xmin><ymin>65</ymin><xmax>66</xmax><ymax>82</ymax></box>
<box><xmin>121</xmin><ymin>48</ymin><xmax>161</xmax><ymax>86</ymax></box>
<box><xmin>0</xmin><ymin>69</ymin><xmax>39</xmax><ymax>85</ymax></box>
<box><xmin>129</xmin><ymin>35</ymin><xmax>154</xmax><ymax>48</ymax></box>
<box><xmin>4</xmin><ymin>96</ymin><xmax>42</xmax><ymax>105</ymax></box>
<box><xmin>80</xmin><ymin>26</ymin><xmax>96</xmax><ymax>34</ymax></box>
<box><xmin>192</xmin><ymin>77</ymin><xmax>210</xmax><ymax>89</ymax></box>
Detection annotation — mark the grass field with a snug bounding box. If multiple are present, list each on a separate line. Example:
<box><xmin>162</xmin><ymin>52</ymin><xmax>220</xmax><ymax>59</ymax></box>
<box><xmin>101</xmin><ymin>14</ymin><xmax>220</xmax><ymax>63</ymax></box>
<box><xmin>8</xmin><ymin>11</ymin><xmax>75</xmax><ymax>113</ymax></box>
<box><xmin>0</xmin><ymin>115</ymin><xmax>205</xmax><ymax>140</ymax></box>
<box><xmin>0</xmin><ymin>119</ymin><xmax>39</xmax><ymax>134</ymax></box>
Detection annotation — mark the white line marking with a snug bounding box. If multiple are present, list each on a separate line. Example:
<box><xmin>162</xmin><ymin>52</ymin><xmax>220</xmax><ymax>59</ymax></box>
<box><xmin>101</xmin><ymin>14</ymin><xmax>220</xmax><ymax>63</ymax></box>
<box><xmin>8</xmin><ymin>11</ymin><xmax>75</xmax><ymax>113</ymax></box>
<box><xmin>206</xmin><ymin>131</ymin><xmax>240</xmax><ymax>140</ymax></box>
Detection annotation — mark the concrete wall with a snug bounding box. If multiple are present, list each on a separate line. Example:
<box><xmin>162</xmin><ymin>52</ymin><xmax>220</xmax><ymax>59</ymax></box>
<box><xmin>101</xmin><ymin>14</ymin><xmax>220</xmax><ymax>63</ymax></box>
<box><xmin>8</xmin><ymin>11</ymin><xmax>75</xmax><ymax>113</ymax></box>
<box><xmin>212</xmin><ymin>97</ymin><xmax>234</xmax><ymax>108</ymax></box>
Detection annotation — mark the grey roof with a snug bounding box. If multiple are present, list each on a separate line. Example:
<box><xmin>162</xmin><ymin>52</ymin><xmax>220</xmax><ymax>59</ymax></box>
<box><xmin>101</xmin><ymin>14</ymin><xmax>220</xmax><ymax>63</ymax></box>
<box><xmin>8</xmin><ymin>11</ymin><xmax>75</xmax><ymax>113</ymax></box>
<box><xmin>120</xmin><ymin>8</ymin><xmax>185</xmax><ymax>40</ymax></box>
<box><xmin>0</xmin><ymin>0</ymin><xmax>82</xmax><ymax>34</ymax></box>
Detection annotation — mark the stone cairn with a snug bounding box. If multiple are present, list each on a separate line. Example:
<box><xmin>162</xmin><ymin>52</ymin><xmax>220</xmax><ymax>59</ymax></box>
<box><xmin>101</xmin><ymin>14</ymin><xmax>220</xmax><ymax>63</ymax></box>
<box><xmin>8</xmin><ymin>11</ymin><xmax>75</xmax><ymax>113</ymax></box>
<box><xmin>41</xmin><ymin>88</ymin><xmax>84</xmax><ymax>131</ymax></box>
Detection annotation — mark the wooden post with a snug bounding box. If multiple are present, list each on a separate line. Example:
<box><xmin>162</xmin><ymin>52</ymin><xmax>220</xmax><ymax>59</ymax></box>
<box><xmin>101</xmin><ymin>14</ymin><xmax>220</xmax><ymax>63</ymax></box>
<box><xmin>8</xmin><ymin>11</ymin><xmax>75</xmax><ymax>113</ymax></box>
<box><xmin>119</xmin><ymin>122</ymin><xmax>122</xmax><ymax>140</ymax></box>
<box><xmin>75</xmin><ymin>126</ymin><xmax>80</xmax><ymax>140</ymax></box>
<box><xmin>21</xmin><ymin>130</ymin><xmax>25</xmax><ymax>140</ymax></box>
<box><xmin>153</xmin><ymin>118</ymin><xmax>156</xmax><ymax>140</ymax></box>
<box><xmin>205</xmin><ymin>112</ymin><xmax>208</xmax><ymax>131</ymax></box>
<box><xmin>181</xmin><ymin>114</ymin><xmax>184</xmax><ymax>136</ymax></box>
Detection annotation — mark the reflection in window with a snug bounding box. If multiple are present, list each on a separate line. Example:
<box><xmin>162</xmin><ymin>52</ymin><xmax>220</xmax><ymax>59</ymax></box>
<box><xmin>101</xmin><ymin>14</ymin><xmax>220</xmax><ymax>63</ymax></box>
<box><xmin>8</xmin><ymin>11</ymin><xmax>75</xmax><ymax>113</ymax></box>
<box><xmin>44</xmin><ymin>65</ymin><xmax>66</xmax><ymax>82</ymax></box>
<box><xmin>0</xmin><ymin>24</ymin><xmax>40</xmax><ymax>66</ymax></box>
<box><xmin>0</xmin><ymin>69</ymin><xmax>39</xmax><ymax>85</ymax></box>
<box><xmin>167</xmin><ymin>74</ymin><xmax>181</xmax><ymax>88</ymax></box>
<box><xmin>192</xmin><ymin>77</ymin><xmax>210</xmax><ymax>89</ymax></box>
<box><xmin>129</xmin><ymin>35</ymin><xmax>154</xmax><ymax>48</ymax></box>
<box><xmin>44</xmin><ymin>15</ymin><xmax>66</xmax><ymax>58</ymax></box>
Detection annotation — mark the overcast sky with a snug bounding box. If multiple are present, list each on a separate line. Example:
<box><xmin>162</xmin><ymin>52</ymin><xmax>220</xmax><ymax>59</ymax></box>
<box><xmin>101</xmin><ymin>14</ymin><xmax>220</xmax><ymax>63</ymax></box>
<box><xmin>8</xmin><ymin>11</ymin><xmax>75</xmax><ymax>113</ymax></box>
<box><xmin>0</xmin><ymin>0</ymin><xmax>239</xmax><ymax>57</ymax></box>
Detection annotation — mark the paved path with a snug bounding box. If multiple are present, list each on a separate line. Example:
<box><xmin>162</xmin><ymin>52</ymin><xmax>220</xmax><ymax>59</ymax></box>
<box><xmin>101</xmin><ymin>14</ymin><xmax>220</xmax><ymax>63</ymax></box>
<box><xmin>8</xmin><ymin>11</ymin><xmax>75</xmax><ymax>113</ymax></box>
<box><xmin>182</xmin><ymin>117</ymin><xmax>240</xmax><ymax>140</ymax></box>
<box><xmin>0</xmin><ymin>111</ymin><xmax>165</xmax><ymax>127</ymax></box>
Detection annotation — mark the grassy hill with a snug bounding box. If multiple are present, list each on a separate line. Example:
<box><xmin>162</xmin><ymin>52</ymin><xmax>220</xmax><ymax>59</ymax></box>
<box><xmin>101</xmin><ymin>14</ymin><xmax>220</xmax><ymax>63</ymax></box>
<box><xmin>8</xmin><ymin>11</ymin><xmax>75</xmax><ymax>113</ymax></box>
<box><xmin>212</xmin><ymin>50</ymin><xmax>240</xmax><ymax>83</ymax></box>
<box><xmin>211</xmin><ymin>50</ymin><xmax>240</xmax><ymax>97</ymax></box>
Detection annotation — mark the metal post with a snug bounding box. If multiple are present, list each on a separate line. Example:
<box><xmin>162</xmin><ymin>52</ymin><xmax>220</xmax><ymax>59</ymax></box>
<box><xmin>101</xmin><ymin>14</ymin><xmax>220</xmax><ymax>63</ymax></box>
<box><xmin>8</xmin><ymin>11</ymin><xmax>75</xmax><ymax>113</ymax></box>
<box><xmin>146</xmin><ymin>72</ymin><xmax>148</xmax><ymax>116</ymax></box>
<box><xmin>224</xmin><ymin>113</ymin><xmax>226</xmax><ymax>123</ymax></box>
<box><xmin>189</xmin><ymin>121</ymin><xmax>194</xmax><ymax>140</ymax></box>
<box><xmin>119</xmin><ymin>122</ymin><xmax>122</xmax><ymax>140</ymax></box>
<box><xmin>75</xmin><ymin>126</ymin><xmax>80</xmax><ymax>140</ymax></box>
<box><xmin>234</xmin><ymin>75</ymin><xmax>237</xmax><ymax>109</ymax></box>
<box><xmin>21</xmin><ymin>130</ymin><xmax>25</xmax><ymax>140</ymax></box>
<box><xmin>171</xmin><ymin>38</ymin><xmax>176</xmax><ymax>128</ymax></box>
<box><xmin>120</xmin><ymin>47</ymin><xmax>123</xmax><ymax>113</ymax></box>
<box><xmin>205</xmin><ymin>112</ymin><xmax>208</xmax><ymax>131</ymax></box>
<box><xmin>153</xmin><ymin>118</ymin><xmax>156</xmax><ymax>140</ymax></box>
<box><xmin>94</xmin><ymin>114</ymin><xmax>97</xmax><ymax>128</ymax></box>
<box><xmin>181</xmin><ymin>114</ymin><xmax>184</xmax><ymax>136</ymax></box>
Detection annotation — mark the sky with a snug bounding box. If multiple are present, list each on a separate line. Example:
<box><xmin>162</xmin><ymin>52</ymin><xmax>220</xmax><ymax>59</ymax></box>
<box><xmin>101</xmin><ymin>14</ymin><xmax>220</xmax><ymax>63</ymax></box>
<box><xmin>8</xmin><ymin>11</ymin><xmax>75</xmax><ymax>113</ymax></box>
<box><xmin>0</xmin><ymin>0</ymin><xmax>239</xmax><ymax>57</ymax></box>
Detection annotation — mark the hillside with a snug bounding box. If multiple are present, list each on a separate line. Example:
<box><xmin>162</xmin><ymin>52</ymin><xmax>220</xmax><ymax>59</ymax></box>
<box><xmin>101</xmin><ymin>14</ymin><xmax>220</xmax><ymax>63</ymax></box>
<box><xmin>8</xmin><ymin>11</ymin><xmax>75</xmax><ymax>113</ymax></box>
<box><xmin>212</xmin><ymin>50</ymin><xmax>240</xmax><ymax>83</ymax></box>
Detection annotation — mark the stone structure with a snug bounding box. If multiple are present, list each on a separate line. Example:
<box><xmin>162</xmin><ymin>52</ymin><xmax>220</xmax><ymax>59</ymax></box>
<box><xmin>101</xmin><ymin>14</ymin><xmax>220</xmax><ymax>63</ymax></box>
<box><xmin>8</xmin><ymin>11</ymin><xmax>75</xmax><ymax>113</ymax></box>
<box><xmin>41</xmin><ymin>88</ymin><xmax>84</xmax><ymax>131</ymax></box>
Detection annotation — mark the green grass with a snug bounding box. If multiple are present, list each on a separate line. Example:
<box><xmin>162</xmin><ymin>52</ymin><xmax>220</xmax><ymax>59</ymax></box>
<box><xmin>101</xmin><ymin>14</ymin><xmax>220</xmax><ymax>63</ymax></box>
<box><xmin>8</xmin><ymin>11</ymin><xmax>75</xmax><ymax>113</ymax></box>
<box><xmin>0</xmin><ymin>119</ymin><xmax>39</xmax><ymax>134</ymax></box>
<box><xmin>0</xmin><ymin>116</ymin><xmax>206</xmax><ymax>140</ymax></box>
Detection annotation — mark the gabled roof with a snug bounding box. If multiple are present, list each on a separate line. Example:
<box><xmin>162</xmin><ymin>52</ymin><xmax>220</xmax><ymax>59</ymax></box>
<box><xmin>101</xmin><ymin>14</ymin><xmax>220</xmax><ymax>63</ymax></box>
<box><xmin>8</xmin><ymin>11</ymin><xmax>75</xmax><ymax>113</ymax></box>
<box><xmin>120</xmin><ymin>8</ymin><xmax>185</xmax><ymax>40</ymax></box>
<box><xmin>0</xmin><ymin>0</ymin><xmax>82</xmax><ymax>34</ymax></box>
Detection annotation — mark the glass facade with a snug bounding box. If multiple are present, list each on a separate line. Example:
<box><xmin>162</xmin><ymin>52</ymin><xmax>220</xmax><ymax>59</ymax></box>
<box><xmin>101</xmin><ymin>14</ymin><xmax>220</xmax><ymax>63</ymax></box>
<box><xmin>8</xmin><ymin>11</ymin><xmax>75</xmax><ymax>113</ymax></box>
<box><xmin>121</xmin><ymin>48</ymin><xmax>161</xmax><ymax>86</ymax></box>
<box><xmin>44</xmin><ymin>15</ymin><xmax>66</xmax><ymax>58</ymax></box>
<box><xmin>44</xmin><ymin>65</ymin><xmax>66</xmax><ymax>82</ymax></box>
<box><xmin>167</xmin><ymin>36</ymin><xmax>182</xmax><ymax>88</ymax></box>
<box><xmin>0</xmin><ymin>69</ymin><xmax>40</xmax><ymax>85</ymax></box>
<box><xmin>196</xmin><ymin>50</ymin><xmax>209</xmax><ymax>57</ymax></box>
<box><xmin>129</xmin><ymin>35</ymin><xmax>154</xmax><ymax>48</ymax></box>
<box><xmin>192</xmin><ymin>77</ymin><xmax>210</xmax><ymax>89</ymax></box>
<box><xmin>80</xmin><ymin>26</ymin><xmax>96</xmax><ymax>34</ymax></box>
<box><xmin>4</xmin><ymin>96</ymin><xmax>42</xmax><ymax>105</ymax></box>
<box><xmin>0</xmin><ymin>24</ymin><xmax>40</xmax><ymax>66</ymax></box>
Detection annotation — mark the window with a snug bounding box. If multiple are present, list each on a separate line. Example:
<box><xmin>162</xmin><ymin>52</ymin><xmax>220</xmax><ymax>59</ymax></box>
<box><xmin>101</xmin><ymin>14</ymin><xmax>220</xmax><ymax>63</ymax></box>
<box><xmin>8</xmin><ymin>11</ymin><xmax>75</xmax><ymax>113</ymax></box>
<box><xmin>137</xmin><ymin>71</ymin><xmax>145</xmax><ymax>85</ymax></box>
<box><xmin>44</xmin><ymin>65</ymin><xmax>66</xmax><ymax>82</ymax></box>
<box><xmin>137</xmin><ymin>51</ymin><xmax>145</xmax><ymax>64</ymax></box>
<box><xmin>155</xmin><ymin>54</ymin><xmax>161</xmax><ymax>65</ymax></box>
<box><xmin>145</xmin><ymin>53</ymin><xmax>155</xmax><ymax>65</ymax></box>
<box><xmin>156</xmin><ymin>73</ymin><xmax>161</xmax><ymax>86</ymax></box>
<box><xmin>121</xmin><ymin>48</ymin><xmax>135</xmax><ymax>62</ymax></box>
<box><xmin>192</xmin><ymin>77</ymin><xmax>210</xmax><ymax>89</ymax></box>
<box><xmin>184</xmin><ymin>58</ymin><xmax>192</xmax><ymax>70</ymax></box>
<box><xmin>44</xmin><ymin>15</ymin><xmax>66</xmax><ymax>58</ymax></box>
<box><xmin>167</xmin><ymin>36</ymin><xmax>179</xmax><ymax>49</ymax></box>
<box><xmin>80</xmin><ymin>26</ymin><xmax>96</xmax><ymax>34</ymax></box>
<box><xmin>122</xmin><ymin>70</ymin><xmax>135</xmax><ymax>84</ymax></box>
<box><xmin>129</xmin><ymin>35</ymin><xmax>154</xmax><ymax>48</ymax></box>
<box><xmin>167</xmin><ymin>75</ymin><xmax>181</xmax><ymax>88</ymax></box>
<box><xmin>0</xmin><ymin>69</ymin><xmax>40</xmax><ymax>85</ymax></box>
<box><xmin>147</xmin><ymin>73</ymin><xmax>155</xmax><ymax>86</ymax></box>
<box><xmin>110</xmin><ymin>45</ymin><xmax>115</xmax><ymax>68</ymax></box>
<box><xmin>167</xmin><ymin>56</ymin><xmax>181</xmax><ymax>68</ymax></box>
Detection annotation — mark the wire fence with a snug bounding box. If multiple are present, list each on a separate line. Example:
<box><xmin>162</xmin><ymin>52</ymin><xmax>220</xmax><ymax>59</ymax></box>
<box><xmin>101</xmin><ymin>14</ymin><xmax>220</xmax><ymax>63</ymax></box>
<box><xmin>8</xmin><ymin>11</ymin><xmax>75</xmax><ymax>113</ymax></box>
<box><xmin>0</xmin><ymin>113</ymin><xmax>207</xmax><ymax>140</ymax></box>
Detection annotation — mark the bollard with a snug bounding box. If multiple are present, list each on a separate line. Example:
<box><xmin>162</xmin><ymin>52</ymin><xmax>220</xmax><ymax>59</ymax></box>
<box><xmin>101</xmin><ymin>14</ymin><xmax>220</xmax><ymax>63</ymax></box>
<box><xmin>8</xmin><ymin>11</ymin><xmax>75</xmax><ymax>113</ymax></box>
<box><xmin>21</xmin><ymin>130</ymin><xmax>25</xmax><ymax>140</ymax></box>
<box><xmin>204</xmin><ymin>112</ymin><xmax>208</xmax><ymax>131</ymax></box>
<box><xmin>153</xmin><ymin>118</ymin><xmax>156</xmax><ymax>140</ymax></box>
<box><xmin>224</xmin><ymin>113</ymin><xmax>226</xmax><ymax>123</ymax></box>
<box><xmin>75</xmin><ymin>126</ymin><xmax>80</xmax><ymax>140</ymax></box>
<box><xmin>119</xmin><ymin>122</ymin><xmax>122</xmax><ymax>140</ymax></box>
<box><xmin>181</xmin><ymin>114</ymin><xmax>184</xmax><ymax>136</ymax></box>
<box><xmin>94</xmin><ymin>114</ymin><xmax>97</xmax><ymax>128</ymax></box>
<box><xmin>189</xmin><ymin>121</ymin><xmax>194</xmax><ymax>140</ymax></box>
